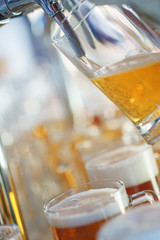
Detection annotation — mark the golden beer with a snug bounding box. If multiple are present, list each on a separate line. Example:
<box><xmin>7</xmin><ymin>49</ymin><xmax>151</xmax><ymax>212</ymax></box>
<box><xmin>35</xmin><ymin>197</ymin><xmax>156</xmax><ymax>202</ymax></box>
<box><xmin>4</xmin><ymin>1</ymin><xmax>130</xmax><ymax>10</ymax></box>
<box><xmin>92</xmin><ymin>53</ymin><xmax>160</xmax><ymax>125</ymax></box>
<box><xmin>50</xmin><ymin>218</ymin><xmax>106</xmax><ymax>240</ymax></box>
<box><xmin>44</xmin><ymin>180</ymin><xmax>158</xmax><ymax>239</ymax></box>
<box><xmin>86</xmin><ymin>144</ymin><xmax>160</xmax><ymax>196</ymax></box>
<box><xmin>45</xmin><ymin>187</ymin><xmax>128</xmax><ymax>240</ymax></box>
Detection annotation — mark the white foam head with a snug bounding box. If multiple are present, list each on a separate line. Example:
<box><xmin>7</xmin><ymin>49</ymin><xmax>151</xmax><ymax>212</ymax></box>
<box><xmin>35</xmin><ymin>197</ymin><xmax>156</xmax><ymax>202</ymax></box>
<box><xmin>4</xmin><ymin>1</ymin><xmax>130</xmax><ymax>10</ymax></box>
<box><xmin>86</xmin><ymin>144</ymin><xmax>159</xmax><ymax>188</ymax></box>
<box><xmin>97</xmin><ymin>203</ymin><xmax>160</xmax><ymax>240</ymax></box>
<box><xmin>45</xmin><ymin>188</ymin><xmax>129</xmax><ymax>228</ymax></box>
<box><xmin>98</xmin><ymin>52</ymin><xmax>160</xmax><ymax>78</ymax></box>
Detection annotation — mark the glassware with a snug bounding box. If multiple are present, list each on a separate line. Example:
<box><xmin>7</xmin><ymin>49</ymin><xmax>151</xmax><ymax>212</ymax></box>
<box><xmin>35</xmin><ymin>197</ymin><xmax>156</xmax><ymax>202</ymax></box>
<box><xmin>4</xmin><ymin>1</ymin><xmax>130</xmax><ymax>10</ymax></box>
<box><xmin>86</xmin><ymin>143</ymin><xmax>160</xmax><ymax>196</ymax></box>
<box><xmin>51</xmin><ymin>1</ymin><xmax>160</xmax><ymax>145</ymax></box>
<box><xmin>97</xmin><ymin>202</ymin><xmax>160</xmax><ymax>240</ymax></box>
<box><xmin>0</xmin><ymin>224</ymin><xmax>23</xmax><ymax>240</ymax></box>
<box><xmin>0</xmin><ymin>15</ymin><xmax>89</xmax><ymax>240</ymax></box>
<box><xmin>44</xmin><ymin>179</ymin><xmax>157</xmax><ymax>240</ymax></box>
<box><xmin>0</xmin><ymin>140</ymin><xmax>27</xmax><ymax>240</ymax></box>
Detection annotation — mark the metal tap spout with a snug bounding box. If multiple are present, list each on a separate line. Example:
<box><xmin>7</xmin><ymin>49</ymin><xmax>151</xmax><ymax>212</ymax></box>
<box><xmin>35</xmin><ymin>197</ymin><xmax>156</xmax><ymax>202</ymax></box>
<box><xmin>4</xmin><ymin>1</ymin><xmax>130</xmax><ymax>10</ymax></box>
<box><xmin>0</xmin><ymin>0</ymin><xmax>85</xmax><ymax>57</ymax></box>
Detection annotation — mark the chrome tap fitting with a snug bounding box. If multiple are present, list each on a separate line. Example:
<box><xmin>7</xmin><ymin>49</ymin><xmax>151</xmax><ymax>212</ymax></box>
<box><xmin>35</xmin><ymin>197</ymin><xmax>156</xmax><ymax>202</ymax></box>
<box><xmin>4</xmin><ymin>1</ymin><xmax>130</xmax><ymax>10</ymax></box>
<box><xmin>0</xmin><ymin>0</ymin><xmax>85</xmax><ymax>57</ymax></box>
<box><xmin>0</xmin><ymin>0</ymin><xmax>62</xmax><ymax>20</ymax></box>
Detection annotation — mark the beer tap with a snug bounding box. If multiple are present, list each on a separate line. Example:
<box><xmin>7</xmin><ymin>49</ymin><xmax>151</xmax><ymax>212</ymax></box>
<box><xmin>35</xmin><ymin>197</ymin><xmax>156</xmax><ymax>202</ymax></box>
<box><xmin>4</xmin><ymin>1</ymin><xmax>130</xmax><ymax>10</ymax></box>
<box><xmin>0</xmin><ymin>0</ymin><xmax>85</xmax><ymax>57</ymax></box>
<box><xmin>0</xmin><ymin>0</ymin><xmax>159</xmax><ymax>58</ymax></box>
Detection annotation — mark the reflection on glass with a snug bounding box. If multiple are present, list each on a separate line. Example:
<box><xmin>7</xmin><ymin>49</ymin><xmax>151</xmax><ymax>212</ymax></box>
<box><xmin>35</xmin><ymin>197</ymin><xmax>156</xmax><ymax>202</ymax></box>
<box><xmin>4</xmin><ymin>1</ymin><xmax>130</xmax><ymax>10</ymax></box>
<box><xmin>0</xmin><ymin>224</ymin><xmax>23</xmax><ymax>240</ymax></box>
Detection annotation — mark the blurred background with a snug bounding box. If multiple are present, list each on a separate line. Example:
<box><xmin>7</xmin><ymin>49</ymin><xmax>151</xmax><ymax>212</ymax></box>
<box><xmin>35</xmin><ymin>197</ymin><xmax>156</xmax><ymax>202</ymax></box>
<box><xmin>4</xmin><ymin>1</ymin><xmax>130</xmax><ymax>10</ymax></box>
<box><xmin>0</xmin><ymin>1</ymin><xmax>160</xmax><ymax>240</ymax></box>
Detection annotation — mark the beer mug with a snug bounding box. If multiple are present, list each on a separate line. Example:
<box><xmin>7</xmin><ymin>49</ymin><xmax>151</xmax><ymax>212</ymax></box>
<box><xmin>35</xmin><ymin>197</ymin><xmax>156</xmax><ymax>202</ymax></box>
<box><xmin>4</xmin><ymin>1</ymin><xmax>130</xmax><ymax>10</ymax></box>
<box><xmin>97</xmin><ymin>202</ymin><xmax>160</xmax><ymax>240</ymax></box>
<box><xmin>86</xmin><ymin>143</ymin><xmax>160</xmax><ymax>196</ymax></box>
<box><xmin>51</xmin><ymin>0</ymin><xmax>160</xmax><ymax>145</ymax></box>
<box><xmin>0</xmin><ymin>224</ymin><xmax>23</xmax><ymax>240</ymax></box>
<box><xmin>44</xmin><ymin>179</ymin><xmax>157</xmax><ymax>240</ymax></box>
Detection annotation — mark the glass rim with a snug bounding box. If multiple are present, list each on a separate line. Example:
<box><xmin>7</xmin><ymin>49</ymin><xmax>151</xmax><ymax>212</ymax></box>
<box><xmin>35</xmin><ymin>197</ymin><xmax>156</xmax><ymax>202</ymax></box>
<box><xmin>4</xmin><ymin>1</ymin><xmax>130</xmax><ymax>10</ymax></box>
<box><xmin>97</xmin><ymin>202</ymin><xmax>160</xmax><ymax>240</ymax></box>
<box><xmin>43</xmin><ymin>179</ymin><xmax>125</xmax><ymax>214</ymax></box>
<box><xmin>51</xmin><ymin>0</ymin><xmax>95</xmax><ymax>43</ymax></box>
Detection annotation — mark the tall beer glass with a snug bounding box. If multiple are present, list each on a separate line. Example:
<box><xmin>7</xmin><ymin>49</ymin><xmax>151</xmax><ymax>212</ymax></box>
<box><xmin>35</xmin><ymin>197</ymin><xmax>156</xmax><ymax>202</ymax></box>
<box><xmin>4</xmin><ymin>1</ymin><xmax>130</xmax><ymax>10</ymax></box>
<box><xmin>0</xmin><ymin>224</ymin><xmax>23</xmax><ymax>240</ymax></box>
<box><xmin>51</xmin><ymin>1</ymin><xmax>160</xmax><ymax>145</ymax></box>
<box><xmin>97</xmin><ymin>202</ymin><xmax>160</xmax><ymax>240</ymax></box>
<box><xmin>86</xmin><ymin>143</ymin><xmax>160</xmax><ymax>196</ymax></box>
<box><xmin>44</xmin><ymin>179</ymin><xmax>157</xmax><ymax>240</ymax></box>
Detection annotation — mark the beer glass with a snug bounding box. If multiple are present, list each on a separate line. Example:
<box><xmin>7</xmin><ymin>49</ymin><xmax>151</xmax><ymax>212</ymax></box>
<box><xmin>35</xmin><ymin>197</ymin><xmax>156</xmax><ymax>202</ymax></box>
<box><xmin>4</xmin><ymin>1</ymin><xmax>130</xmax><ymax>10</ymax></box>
<box><xmin>51</xmin><ymin>1</ymin><xmax>160</xmax><ymax>145</ymax></box>
<box><xmin>0</xmin><ymin>224</ymin><xmax>23</xmax><ymax>240</ymax></box>
<box><xmin>86</xmin><ymin>143</ymin><xmax>160</xmax><ymax>196</ymax></box>
<box><xmin>97</xmin><ymin>202</ymin><xmax>160</xmax><ymax>240</ymax></box>
<box><xmin>44</xmin><ymin>179</ymin><xmax>157</xmax><ymax>240</ymax></box>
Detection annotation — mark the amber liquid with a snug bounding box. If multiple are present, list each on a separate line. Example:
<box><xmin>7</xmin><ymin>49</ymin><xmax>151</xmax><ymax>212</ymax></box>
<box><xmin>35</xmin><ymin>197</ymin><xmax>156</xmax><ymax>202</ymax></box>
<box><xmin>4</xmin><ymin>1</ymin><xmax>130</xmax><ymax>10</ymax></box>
<box><xmin>126</xmin><ymin>175</ymin><xmax>160</xmax><ymax>196</ymax></box>
<box><xmin>48</xmin><ymin>187</ymin><xmax>126</xmax><ymax>240</ymax></box>
<box><xmin>92</xmin><ymin>54</ymin><xmax>160</xmax><ymax>125</ymax></box>
<box><xmin>50</xmin><ymin>217</ymin><xmax>113</xmax><ymax>240</ymax></box>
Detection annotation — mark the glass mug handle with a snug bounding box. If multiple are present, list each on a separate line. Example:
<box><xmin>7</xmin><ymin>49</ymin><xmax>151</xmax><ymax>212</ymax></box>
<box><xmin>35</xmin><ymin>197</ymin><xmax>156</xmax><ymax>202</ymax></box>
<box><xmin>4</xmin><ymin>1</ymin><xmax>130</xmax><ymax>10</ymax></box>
<box><xmin>129</xmin><ymin>190</ymin><xmax>159</xmax><ymax>207</ymax></box>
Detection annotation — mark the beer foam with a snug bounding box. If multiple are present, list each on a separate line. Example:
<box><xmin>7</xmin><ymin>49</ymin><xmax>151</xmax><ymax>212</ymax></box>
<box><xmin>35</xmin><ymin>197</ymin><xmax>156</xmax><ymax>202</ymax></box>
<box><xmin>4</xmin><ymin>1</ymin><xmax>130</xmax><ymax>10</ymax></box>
<box><xmin>46</xmin><ymin>188</ymin><xmax>129</xmax><ymax>228</ymax></box>
<box><xmin>86</xmin><ymin>144</ymin><xmax>159</xmax><ymax>188</ymax></box>
<box><xmin>97</xmin><ymin>203</ymin><xmax>160</xmax><ymax>240</ymax></box>
<box><xmin>97</xmin><ymin>52</ymin><xmax>160</xmax><ymax>77</ymax></box>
